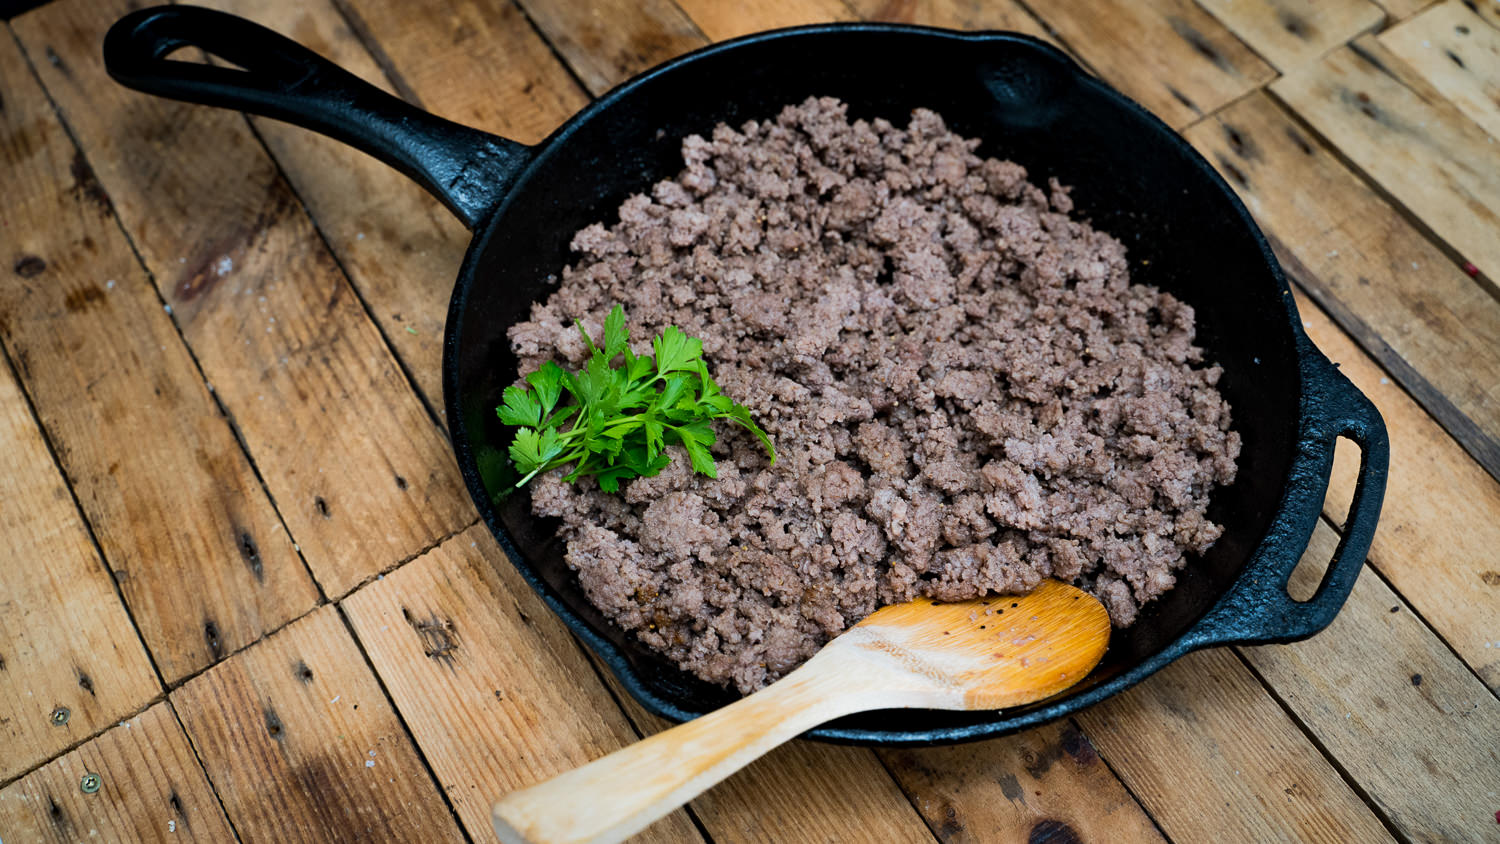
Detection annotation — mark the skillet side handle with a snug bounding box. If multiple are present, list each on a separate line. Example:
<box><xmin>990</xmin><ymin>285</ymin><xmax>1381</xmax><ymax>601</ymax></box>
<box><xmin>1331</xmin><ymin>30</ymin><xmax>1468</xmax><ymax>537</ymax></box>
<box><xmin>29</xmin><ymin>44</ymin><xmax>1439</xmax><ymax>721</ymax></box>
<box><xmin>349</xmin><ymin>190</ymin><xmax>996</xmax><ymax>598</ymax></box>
<box><xmin>1188</xmin><ymin>347</ymin><xmax>1389</xmax><ymax>648</ymax></box>
<box><xmin>103</xmin><ymin>5</ymin><xmax>528</xmax><ymax>229</ymax></box>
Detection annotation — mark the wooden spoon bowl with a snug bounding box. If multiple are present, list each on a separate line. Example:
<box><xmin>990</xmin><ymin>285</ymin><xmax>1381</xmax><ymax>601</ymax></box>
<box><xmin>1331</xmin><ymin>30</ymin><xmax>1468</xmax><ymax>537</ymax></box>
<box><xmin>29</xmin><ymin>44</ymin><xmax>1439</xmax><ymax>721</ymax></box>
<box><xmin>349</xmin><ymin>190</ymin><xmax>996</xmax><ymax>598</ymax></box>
<box><xmin>493</xmin><ymin>579</ymin><xmax>1110</xmax><ymax>844</ymax></box>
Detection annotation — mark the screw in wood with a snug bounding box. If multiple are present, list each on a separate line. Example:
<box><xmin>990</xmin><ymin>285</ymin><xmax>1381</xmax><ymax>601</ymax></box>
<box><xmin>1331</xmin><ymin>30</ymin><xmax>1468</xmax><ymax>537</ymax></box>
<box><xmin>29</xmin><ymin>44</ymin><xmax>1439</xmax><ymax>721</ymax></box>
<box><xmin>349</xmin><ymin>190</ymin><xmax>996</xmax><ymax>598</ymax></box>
<box><xmin>80</xmin><ymin>773</ymin><xmax>101</xmax><ymax>794</ymax></box>
<box><xmin>50</xmin><ymin>707</ymin><xmax>70</xmax><ymax>726</ymax></box>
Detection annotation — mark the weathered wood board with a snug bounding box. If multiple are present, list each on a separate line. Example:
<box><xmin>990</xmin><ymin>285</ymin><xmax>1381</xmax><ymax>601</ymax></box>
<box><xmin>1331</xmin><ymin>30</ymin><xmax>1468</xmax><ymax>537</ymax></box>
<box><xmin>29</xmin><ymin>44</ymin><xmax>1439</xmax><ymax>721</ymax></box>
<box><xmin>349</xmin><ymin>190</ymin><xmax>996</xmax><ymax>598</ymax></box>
<box><xmin>340</xmin><ymin>525</ymin><xmax>703</xmax><ymax>843</ymax></box>
<box><xmin>170</xmin><ymin>605</ymin><xmax>465</xmax><ymax>842</ymax></box>
<box><xmin>0</xmin><ymin>25</ymin><xmax>319</xmax><ymax>683</ymax></box>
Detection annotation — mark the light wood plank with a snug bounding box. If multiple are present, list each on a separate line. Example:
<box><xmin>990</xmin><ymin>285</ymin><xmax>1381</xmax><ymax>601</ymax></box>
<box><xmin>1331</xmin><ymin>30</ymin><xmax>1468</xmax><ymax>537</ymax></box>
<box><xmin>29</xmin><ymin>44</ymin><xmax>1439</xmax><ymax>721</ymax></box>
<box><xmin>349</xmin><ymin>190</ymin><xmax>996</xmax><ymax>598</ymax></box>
<box><xmin>1077</xmin><ymin>648</ymin><xmax>1394</xmax><ymax>843</ymax></box>
<box><xmin>848</xmin><ymin>0</ymin><xmax>1054</xmax><ymax>42</ymax></box>
<box><xmin>515</xmin><ymin>0</ymin><xmax>708</xmax><ymax>95</ymax></box>
<box><xmin>1271</xmin><ymin>36</ymin><xmax>1500</xmax><ymax>292</ymax></box>
<box><xmin>0</xmin><ymin>338</ymin><xmax>160</xmax><ymax>783</ymax></box>
<box><xmin>1382</xmin><ymin>0</ymin><xmax>1500</xmax><ymax>139</ymax></box>
<box><xmin>673</xmin><ymin>0</ymin><xmax>858</xmax><ymax>42</ymax></box>
<box><xmin>171</xmin><ymin>604</ymin><xmax>463</xmax><ymax>842</ymax></box>
<box><xmin>1243</xmin><ymin>521</ymin><xmax>1500</xmax><ymax>841</ymax></box>
<box><xmin>1292</xmin><ymin>286</ymin><xmax>1500</xmax><ymax>691</ymax></box>
<box><xmin>0</xmin><ymin>28</ymin><xmax>320</xmax><ymax>684</ymax></box>
<box><xmin>299</xmin><ymin>7</ymin><xmax>949</xmax><ymax>840</ymax></box>
<box><xmin>1023</xmin><ymin>0</ymin><xmax>1276</xmax><ymax>128</ymax></box>
<box><xmin>1463</xmin><ymin>0</ymin><xmax>1500</xmax><ymax>30</ymax></box>
<box><xmin>1184</xmin><ymin>93</ymin><xmax>1500</xmax><ymax>692</ymax></box>
<box><xmin>192</xmin><ymin>0</ymin><xmax>467</xmax><ymax>409</ymax></box>
<box><xmin>339</xmin><ymin>524</ymin><xmax>703</xmax><ymax>843</ymax></box>
<box><xmin>335</xmin><ymin>0</ymin><xmax>590</xmax><ymax>143</ymax></box>
<box><xmin>879</xmin><ymin>722</ymin><xmax>1164</xmax><ymax>844</ymax></box>
<box><xmin>1183</xmin><ymin>92</ymin><xmax>1500</xmax><ymax>482</ymax></box>
<box><xmin>14</xmin><ymin>0</ymin><xmax>474</xmax><ymax>597</ymax></box>
<box><xmin>0</xmin><ymin>703</ymin><xmax>234</xmax><ymax>842</ymax></box>
<box><xmin>1194</xmin><ymin>0</ymin><xmax>1386</xmax><ymax>70</ymax></box>
<box><xmin>1370</xmin><ymin>0</ymin><xmax>1439</xmax><ymax>21</ymax></box>
<box><xmin>201</xmin><ymin>0</ymin><xmax>591</xmax><ymax>412</ymax></box>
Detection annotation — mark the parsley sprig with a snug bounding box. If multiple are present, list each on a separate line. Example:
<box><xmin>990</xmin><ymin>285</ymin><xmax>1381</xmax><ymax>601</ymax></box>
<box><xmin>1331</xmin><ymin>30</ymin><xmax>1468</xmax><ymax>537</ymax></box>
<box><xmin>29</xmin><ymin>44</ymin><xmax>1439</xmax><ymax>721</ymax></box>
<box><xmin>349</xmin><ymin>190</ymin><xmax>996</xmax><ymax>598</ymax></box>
<box><xmin>499</xmin><ymin>305</ymin><xmax>775</xmax><ymax>492</ymax></box>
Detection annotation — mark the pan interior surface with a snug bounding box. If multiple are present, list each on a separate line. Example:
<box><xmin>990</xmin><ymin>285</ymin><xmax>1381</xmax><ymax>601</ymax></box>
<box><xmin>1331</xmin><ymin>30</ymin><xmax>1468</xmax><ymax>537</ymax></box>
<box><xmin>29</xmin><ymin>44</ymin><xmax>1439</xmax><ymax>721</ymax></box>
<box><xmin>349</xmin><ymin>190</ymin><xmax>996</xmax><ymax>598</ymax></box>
<box><xmin>449</xmin><ymin>27</ymin><xmax>1300</xmax><ymax>741</ymax></box>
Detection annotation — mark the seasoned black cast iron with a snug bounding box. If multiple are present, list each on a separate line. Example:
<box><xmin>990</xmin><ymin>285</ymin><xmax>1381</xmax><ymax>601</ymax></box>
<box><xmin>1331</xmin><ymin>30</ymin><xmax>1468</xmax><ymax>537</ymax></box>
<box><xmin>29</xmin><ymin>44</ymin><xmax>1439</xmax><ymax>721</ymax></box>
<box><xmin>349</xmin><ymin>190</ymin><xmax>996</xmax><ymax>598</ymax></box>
<box><xmin>104</xmin><ymin>6</ymin><xmax>1389</xmax><ymax>745</ymax></box>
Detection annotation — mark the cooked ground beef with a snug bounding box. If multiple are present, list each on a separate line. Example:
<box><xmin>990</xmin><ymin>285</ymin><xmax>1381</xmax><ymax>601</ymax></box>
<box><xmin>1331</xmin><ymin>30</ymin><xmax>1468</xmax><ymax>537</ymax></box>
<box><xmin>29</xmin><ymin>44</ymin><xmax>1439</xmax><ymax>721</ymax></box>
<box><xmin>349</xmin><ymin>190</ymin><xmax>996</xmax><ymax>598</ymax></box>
<box><xmin>509</xmin><ymin>97</ymin><xmax>1240</xmax><ymax>693</ymax></box>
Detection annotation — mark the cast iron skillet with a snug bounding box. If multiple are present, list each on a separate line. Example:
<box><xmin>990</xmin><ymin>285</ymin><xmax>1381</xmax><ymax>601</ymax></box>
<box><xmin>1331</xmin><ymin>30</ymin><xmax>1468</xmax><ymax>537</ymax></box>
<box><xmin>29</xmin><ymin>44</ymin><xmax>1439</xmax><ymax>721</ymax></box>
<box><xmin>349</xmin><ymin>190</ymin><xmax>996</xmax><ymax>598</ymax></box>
<box><xmin>105</xmin><ymin>5</ymin><xmax>1389</xmax><ymax>745</ymax></box>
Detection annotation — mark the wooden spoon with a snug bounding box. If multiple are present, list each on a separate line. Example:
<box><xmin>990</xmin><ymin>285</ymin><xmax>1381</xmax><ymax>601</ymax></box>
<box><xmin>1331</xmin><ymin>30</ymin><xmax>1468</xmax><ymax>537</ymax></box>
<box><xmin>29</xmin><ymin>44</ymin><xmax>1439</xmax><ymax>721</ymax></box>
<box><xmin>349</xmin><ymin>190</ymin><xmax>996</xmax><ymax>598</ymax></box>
<box><xmin>492</xmin><ymin>579</ymin><xmax>1110</xmax><ymax>844</ymax></box>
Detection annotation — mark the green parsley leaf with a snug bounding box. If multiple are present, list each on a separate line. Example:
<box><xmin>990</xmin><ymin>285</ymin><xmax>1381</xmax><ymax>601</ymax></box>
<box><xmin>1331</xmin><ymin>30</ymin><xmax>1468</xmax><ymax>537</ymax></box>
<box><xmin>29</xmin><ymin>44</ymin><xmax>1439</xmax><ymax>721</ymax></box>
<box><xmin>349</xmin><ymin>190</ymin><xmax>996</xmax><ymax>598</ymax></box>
<box><xmin>603</xmin><ymin>304</ymin><xmax>629</xmax><ymax>359</ymax></box>
<box><xmin>497</xmin><ymin>385</ymin><xmax>541</xmax><ymax>428</ymax></box>
<box><xmin>499</xmin><ymin>305</ymin><xmax>775</xmax><ymax>490</ymax></box>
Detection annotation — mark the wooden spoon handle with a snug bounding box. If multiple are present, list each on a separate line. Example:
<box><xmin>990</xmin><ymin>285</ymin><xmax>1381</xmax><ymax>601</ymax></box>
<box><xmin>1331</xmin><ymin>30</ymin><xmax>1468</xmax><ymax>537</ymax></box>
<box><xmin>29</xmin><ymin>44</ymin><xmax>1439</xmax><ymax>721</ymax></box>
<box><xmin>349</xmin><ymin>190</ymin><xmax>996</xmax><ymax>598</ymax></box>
<box><xmin>491</xmin><ymin>658</ymin><xmax>866</xmax><ymax>844</ymax></box>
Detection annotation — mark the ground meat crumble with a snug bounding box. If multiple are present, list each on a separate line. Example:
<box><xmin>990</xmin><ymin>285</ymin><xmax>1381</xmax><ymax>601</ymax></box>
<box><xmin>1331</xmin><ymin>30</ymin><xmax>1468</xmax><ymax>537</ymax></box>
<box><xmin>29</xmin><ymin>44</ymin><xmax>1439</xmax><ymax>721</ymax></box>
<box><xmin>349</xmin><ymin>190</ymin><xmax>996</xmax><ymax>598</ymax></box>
<box><xmin>508</xmin><ymin>97</ymin><xmax>1240</xmax><ymax>693</ymax></box>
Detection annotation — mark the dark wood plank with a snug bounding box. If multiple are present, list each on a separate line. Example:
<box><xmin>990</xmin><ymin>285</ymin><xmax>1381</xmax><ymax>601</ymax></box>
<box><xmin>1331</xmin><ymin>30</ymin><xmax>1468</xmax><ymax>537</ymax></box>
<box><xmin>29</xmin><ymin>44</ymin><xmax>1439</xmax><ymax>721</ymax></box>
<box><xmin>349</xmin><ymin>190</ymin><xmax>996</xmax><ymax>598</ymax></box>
<box><xmin>340</xmin><ymin>525</ymin><xmax>703</xmax><ymax>843</ymax></box>
<box><xmin>1078</xmin><ymin>649</ymin><xmax>1395</xmax><ymax>843</ymax></box>
<box><xmin>171</xmin><ymin>604</ymin><xmax>464</xmax><ymax>842</ymax></box>
<box><xmin>0</xmin><ymin>339</ymin><xmax>161</xmax><ymax>783</ymax></box>
<box><xmin>1024</xmin><ymin>0</ymin><xmax>1277</xmax><ymax>128</ymax></box>
<box><xmin>14</xmin><ymin>0</ymin><xmax>475</xmax><ymax>598</ymax></box>
<box><xmin>0</xmin><ymin>18</ymin><xmax>320</xmax><ymax>684</ymax></box>
<box><xmin>879</xmin><ymin>722</ymin><xmax>1165</xmax><ymax>844</ymax></box>
<box><xmin>1194</xmin><ymin>0</ymin><xmax>1386</xmax><ymax>70</ymax></box>
<box><xmin>1271</xmin><ymin>36</ymin><xmax>1500</xmax><ymax>293</ymax></box>
<box><xmin>1292</xmin><ymin>285</ymin><xmax>1500</xmax><ymax>692</ymax></box>
<box><xmin>1182</xmin><ymin>91</ymin><xmax>1500</xmax><ymax>485</ymax></box>
<box><xmin>0</xmin><ymin>703</ymin><xmax>235</xmax><ymax>842</ymax></box>
<box><xmin>1242</xmin><ymin>520</ymin><xmax>1500</xmax><ymax>841</ymax></box>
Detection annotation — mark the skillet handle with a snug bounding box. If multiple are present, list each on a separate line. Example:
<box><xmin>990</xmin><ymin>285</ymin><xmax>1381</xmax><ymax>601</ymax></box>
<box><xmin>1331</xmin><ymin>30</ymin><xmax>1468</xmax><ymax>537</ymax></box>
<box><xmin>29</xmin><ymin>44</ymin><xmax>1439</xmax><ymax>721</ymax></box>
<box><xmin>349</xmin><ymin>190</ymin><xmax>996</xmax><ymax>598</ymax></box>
<box><xmin>103</xmin><ymin>5</ymin><xmax>528</xmax><ymax>229</ymax></box>
<box><xmin>1188</xmin><ymin>344</ymin><xmax>1389</xmax><ymax>648</ymax></box>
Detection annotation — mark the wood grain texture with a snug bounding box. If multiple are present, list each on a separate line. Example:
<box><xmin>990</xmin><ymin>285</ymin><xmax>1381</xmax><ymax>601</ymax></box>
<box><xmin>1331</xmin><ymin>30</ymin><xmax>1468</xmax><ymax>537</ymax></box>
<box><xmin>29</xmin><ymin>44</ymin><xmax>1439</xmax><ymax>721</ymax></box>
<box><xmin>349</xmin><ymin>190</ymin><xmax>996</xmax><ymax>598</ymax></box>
<box><xmin>1077</xmin><ymin>648</ymin><xmax>1394</xmax><ymax>843</ymax></box>
<box><xmin>1023</xmin><ymin>0</ymin><xmax>1276</xmax><ymax>128</ymax></box>
<box><xmin>674</xmin><ymin>0</ymin><xmax>858</xmax><ymax>41</ymax></box>
<box><xmin>335</xmin><ymin>0</ymin><xmax>589</xmax><ymax>144</ymax></box>
<box><xmin>339</xmin><ymin>525</ymin><xmax>702</xmax><ymax>844</ymax></box>
<box><xmin>216</xmin><ymin>0</ymin><xmax>588</xmax><ymax>412</ymax></box>
<box><xmin>171</xmin><ymin>604</ymin><xmax>462</xmax><ymax>842</ymax></box>
<box><xmin>879</xmin><ymin>721</ymin><xmax>1164</xmax><ymax>844</ymax></box>
<box><xmin>1292</xmin><ymin>286</ymin><xmax>1500</xmax><ymax>691</ymax></box>
<box><xmin>1271</xmin><ymin>36</ymin><xmax>1500</xmax><ymax>291</ymax></box>
<box><xmin>0</xmin><ymin>343</ymin><xmax>160</xmax><ymax>783</ymax></box>
<box><xmin>1369</xmin><ymin>0</ymin><xmax>1438</xmax><ymax>21</ymax></box>
<box><xmin>848</xmin><ymin>0</ymin><xmax>1054</xmax><ymax>42</ymax></box>
<box><xmin>0</xmin><ymin>30</ymin><xmax>319</xmax><ymax>684</ymax></box>
<box><xmin>596</xmin><ymin>664</ymin><xmax>935</xmax><ymax>844</ymax></box>
<box><xmin>193</xmin><ymin>0</ymin><xmax>469</xmax><ymax>410</ymax></box>
<box><xmin>1243</xmin><ymin>521</ymin><xmax>1500</xmax><ymax>842</ymax></box>
<box><xmin>547</xmin><ymin>587</ymin><xmax>1104</xmax><ymax>844</ymax></box>
<box><xmin>14</xmin><ymin>0</ymin><xmax>474</xmax><ymax>597</ymax></box>
<box><xmin>1381</xmin><ymin>0</ymin><xmax>1500</xmax><ymax>138</ymax></box>
<box><xmin>515</xmin><ymin>0</ymin><xmax>708</xmax><ymax>95</ymax></box>
<box><xmin>0</xmin><ymin>703</ymin><xmax>234</xmax><ymax>842</ymax></box>
<box><xmin>1462</xmin><ymin>0</ymin><xmax>1500</xmax><ymax>30</ymax></box>
<box><xmin>1183</xmin><ymin>92</ymin><xmax>1500</xmax><ymax>481</ymax></box>
<box><xmin>1194</xmin><ymin>0</ymin><xmax>1386</xmax><ymax>70</ymax></box>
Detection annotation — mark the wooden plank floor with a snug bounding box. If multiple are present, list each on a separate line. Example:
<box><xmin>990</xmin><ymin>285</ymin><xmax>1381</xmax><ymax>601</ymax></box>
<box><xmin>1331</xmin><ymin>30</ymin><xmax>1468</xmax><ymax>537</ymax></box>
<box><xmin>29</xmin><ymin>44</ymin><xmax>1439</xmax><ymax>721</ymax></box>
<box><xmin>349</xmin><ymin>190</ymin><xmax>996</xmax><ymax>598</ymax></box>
<box><xmin>1</xmin><ymin>0</ymin><xmax>1497</xmax><ymax>841</ymax></box>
